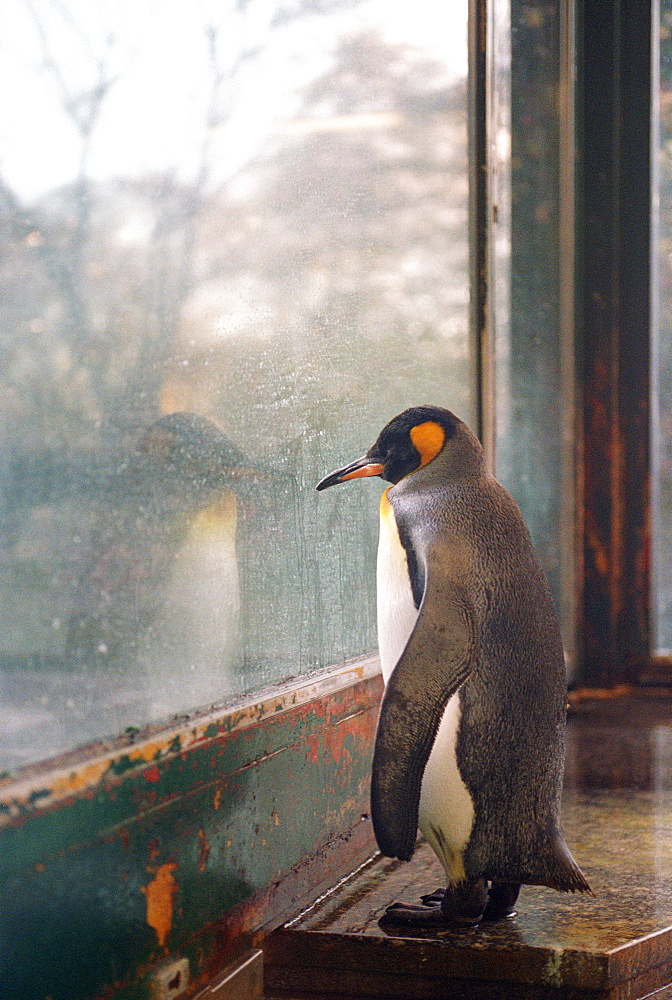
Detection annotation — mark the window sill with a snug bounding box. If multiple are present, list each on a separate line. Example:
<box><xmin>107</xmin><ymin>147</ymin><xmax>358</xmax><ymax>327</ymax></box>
<box><xmin>1</xmin><ymin>657</ymin><xmax>384</xmax><ymax>999</ymax></box>
<box><xmin>264</xmin><ymin>693</ymin><xmax>672</xmax><ymax>1000</ymax></box>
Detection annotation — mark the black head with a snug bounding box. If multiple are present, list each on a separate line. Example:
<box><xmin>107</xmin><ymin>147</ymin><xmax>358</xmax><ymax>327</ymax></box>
<box><xmin>316</xmin><ymin>406</ymin><xmax>460</xmax><ymax>491</ymax></box>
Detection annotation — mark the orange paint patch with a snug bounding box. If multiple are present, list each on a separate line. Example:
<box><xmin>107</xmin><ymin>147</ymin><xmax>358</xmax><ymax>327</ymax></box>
<box><xmin>305</xmin><ymin>733</ymin><xmax>320</xmax><ymax>763</ymax></box>
<box><xmin>324</xmin><ymin>724</ymin><xmax>349</xmax><ymax>765</ymax></box>
<box><xmin>409</xmin><ymin>421</ymin><xmax>445</xmax><ymax>468</ymax></box>
<box><xmin>197</xmin><ymin>829</ymin><xmax>210</xmax><ymax>872</ymax></box>
<box><xmin>142</xmin><ymin>862</ymin><xmax>178</xmax><ymax>949</ymax></box>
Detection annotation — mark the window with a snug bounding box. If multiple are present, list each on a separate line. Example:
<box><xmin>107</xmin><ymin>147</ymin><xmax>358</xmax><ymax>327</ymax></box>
<box><xmin>0</xmin><ymin>0</ymin><xmax>474</xmax><ymax>770</ymax></box>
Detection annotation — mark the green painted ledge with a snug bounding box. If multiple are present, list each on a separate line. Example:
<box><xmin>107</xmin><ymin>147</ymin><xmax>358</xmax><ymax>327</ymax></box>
<box><xmin>0</xmin><ymin>658</ymin><xmax>382</xmax><ymax>1000</ymax></box>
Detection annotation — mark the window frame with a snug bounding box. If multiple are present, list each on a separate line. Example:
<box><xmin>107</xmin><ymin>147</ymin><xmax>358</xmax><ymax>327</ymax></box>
<box><xmin>575</xmin><ymin>0</ymin><xmax>657</xmax><ymax>687</ymax></box>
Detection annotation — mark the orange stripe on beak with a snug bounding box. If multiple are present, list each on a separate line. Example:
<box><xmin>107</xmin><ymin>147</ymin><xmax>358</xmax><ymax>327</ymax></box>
<box><xmin>340</xmin><ymin>462</ymin><xmax>384</xmax><ymax>481</ymax></box>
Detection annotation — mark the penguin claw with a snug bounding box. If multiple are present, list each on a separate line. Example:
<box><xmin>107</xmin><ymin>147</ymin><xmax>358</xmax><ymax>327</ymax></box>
<box><xmin>386</xmin><ymin>901</ymin><xmax>435</xmax><ymax>912</ymax></box>
<box><xmin>420</xmin><ymin>887</ymin><xmax>446</xmax><ymax>905</ymax></box>
<box><xmin>379</xmin><ymin>901</ymin><xmax>448</xmax><ymax>926</ymax></box>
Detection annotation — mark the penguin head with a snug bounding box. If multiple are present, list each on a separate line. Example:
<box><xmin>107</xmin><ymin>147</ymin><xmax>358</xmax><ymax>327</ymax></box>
<box><xmin>316</xmin><ymin>405</ymin><xmax>481</xmax><ymax>491</ymax></box>
<box><xmin>138</xmin><ymin>412</ymin><xmax>246</xmax><ymax>489</ymax></box>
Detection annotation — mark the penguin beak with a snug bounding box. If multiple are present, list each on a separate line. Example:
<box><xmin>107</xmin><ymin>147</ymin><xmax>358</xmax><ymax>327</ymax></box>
<box><xmin>316</xmin><ymin>456</ymin><xmax>385</xmax><ymax>491</ymax></box>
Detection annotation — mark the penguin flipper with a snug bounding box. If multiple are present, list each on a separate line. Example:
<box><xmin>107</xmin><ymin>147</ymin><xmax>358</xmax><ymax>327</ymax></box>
<box><xmin>371</xmin><ymin>568</ymin><xmax>478</xmax><ymax>861</ymax></box>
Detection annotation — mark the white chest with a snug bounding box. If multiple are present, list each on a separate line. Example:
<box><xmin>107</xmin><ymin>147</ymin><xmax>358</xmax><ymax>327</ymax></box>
<box><xmin>376</xmin><ymin>492</ymin><xmax>419</xmax><ymax>683</ymax></box>
<box><xmin>375</xmin><ymin>490</ymin><xmax>474</xmax><ymax>882</ymax></box>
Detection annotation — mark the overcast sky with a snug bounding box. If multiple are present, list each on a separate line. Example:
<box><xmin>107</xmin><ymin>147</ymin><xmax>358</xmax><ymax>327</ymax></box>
<box><xmin>1</xmin><ymin>0</ymin><xmax>467</xmax><ymax>203</ymax></box>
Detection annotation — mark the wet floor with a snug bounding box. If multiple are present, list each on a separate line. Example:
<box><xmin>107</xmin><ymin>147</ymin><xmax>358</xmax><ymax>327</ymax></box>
<box><xmin>264</xmin><ymin>694</ymin><xmax>672</xmax><ymax>999</ymax></box>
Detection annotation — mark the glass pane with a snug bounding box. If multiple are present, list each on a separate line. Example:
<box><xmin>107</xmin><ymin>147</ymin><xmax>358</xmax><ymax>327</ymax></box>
<box><xmin>0</xmin><ymin>0</ymin><xmax>473</xmax><ymax>768</ymax></box>
<box><xmin>654</xmin><ymin>0</ymin><xmax>672</xmax><ymax>650</ymax></box>
<box><xmin>490</xmin><ymin>0</ymin><xmax>576</xmax><ymax>666</ymax></box>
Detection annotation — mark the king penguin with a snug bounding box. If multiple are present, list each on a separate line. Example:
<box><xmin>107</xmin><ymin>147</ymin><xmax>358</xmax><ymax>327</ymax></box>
<box><xmin>316</xmin><ymin>405</ymin><xmax>590</xmax><ymax>925</ymax></box>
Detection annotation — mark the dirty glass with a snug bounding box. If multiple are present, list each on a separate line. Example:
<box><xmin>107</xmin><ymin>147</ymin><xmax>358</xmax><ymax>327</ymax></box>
<box><xmin>491</xmin><ymin>0</ymin><xmax>576</xmax><ymax>666</ymax></box>
<box><xmin>0</xmin><ymin>0</ymin><xmax>473</xmax><ymax>768</ymax></box>
<box><xmin>655</xmin><ymin>0</ymin><xmax>672</xmax><ymax>650</ymax></box>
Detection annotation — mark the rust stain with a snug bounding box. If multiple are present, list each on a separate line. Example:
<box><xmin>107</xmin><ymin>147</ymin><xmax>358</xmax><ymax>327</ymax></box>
<box><xmin>144</xmin><ymin>764</ymin><xmax>160</xmax><ymax>783</ymax></box>
<box><xmin>324</xmin><ymin>724</ymin><xmax>351</xmax><ymax>765</ymax></box>
<box><xmin>305</xmin><ymin>734</ymin><xmax>320</xmax><ymax>763</ymax></box>
<box><xmin>213</xmin><ymin>788</ymin><xmax>222</xmax><ymax>810</ymax></box>
<box><xmin>587</xmin><ymin>525</ymin><xmax>610</xmax><ymax>577</ymax></box>
<box><xmin>142</xmin><ymin>862</ymin><xmax>178</xmax><ymax>949</ymax></box>
<box><xmin>197</xmin><ymin>829</ymin><xmax>210</xmax><ymax>872</ymax></box>
<box><xmin>43</xmin><ymin>759</ymin><xmax>111</xmax><ymax>803</ymax></box>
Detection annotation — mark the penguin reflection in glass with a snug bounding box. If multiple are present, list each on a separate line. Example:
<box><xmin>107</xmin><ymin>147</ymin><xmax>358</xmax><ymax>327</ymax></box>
<box><xmin>317</xmin><ymin>406</ymin><xmax>589</xmax><ymax>925</ymax></box>
<box><xmin>66</xmin><ymin>413</ymin><xmax>247</xmax><ymax>712</ymax></box>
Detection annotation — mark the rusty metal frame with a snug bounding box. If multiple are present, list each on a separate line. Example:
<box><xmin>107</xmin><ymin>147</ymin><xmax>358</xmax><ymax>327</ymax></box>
<box><xmin>470</xmin><ymin>0</ymin><xmax>493</xmax><ymax>466</ymax></box>
<box><xmin>576</xmin><ymin>0</ymin><xmax>656</xmax><ymax>686</ymax></box>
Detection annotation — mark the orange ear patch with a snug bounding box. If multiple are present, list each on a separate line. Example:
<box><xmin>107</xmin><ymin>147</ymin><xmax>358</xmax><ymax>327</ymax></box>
<box><xmin>409</xmin><ymin>421</ymin><xmax>446</xmax><ymax>468</ymax></box>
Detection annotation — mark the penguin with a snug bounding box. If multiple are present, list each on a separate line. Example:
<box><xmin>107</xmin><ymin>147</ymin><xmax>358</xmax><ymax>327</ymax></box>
<box><xmin>316</xmin><ymin>405</ymin><xmax>590</xmax><ymax>925</ymax></box>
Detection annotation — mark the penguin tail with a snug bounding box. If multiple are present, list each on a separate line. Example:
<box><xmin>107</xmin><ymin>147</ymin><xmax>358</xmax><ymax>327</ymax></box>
<box><xmin>546</xmin><ymin>831</ymin><xmax>593</xmax><ymax>895</ymax></box>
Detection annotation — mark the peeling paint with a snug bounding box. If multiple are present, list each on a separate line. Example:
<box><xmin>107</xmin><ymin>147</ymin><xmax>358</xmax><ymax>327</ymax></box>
<box><xmin>0</xmin><ymin>657</ymin><xmax>381</xmax><ymax>825</ymax></box>
<box><xmin>142</xmin><ymin>862</ymin><xmax>178</xmax><ymax>949</ymax></box>
<box><xmin>306</xmin><ymin>735</ymin><xmax>320</xmax><ymax>764</ymax></box>
<box><xmin>0</xmin><ymin>663</ymin><xmax>382</xmax><ymax>1000</ymax></box>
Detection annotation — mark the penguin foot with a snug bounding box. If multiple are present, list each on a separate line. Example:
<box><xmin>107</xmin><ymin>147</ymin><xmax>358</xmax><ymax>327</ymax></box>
<box><xmin>379</xmin><ymin>900</ymin><xmax>451</xmax><ymax>926</ymax></box>
<box><xmin>481</xmin><ymin>881</ymin><xmax>520</xmax><ymax>921</ymax></box>
<box><xmin>440</xmin><ymin>878</ymin><xmax>488</xmax><ymax>923</ymax></box>
<box><xmin>381</xmin><ymin>880</ymin><xmax>520</xmax><ymax>927</ymax></box>
<box><xmin>380</xmin><ymin>879</ymin><xmax>488</xmax><ymax>927</ymax></box>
